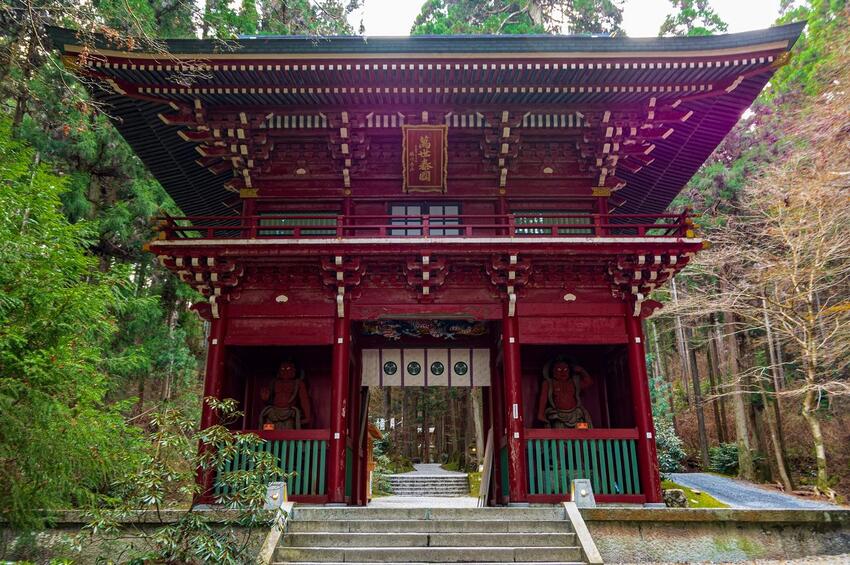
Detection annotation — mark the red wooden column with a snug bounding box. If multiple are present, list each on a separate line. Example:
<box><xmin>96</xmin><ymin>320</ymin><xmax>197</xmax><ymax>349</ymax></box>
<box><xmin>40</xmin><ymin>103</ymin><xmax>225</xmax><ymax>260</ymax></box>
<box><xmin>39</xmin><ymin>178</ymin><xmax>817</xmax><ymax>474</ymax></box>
<box><xmin>198</xmin><ymin>302</ymin><xmax>228</xmax><ymax>500</ymax></box>
<box><xmin>328</xmin><ymin>298</ymin><xmax>351</xmax><ymax>504</ymax></box>
<box><xmin>502</xmin><ymin>302</ymin><xmax>528</xmax><ymax>504</ymax></box>
<box><xmin>625</xmin><ymin>308</ymin><xmax>663</xmax><ymax>504</ymax></box>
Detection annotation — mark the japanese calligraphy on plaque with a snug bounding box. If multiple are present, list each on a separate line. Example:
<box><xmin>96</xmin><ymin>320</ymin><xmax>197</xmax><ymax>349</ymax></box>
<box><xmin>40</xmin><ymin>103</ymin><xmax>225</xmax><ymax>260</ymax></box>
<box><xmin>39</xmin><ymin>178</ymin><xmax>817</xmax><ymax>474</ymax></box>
<box><xmin>402</xmin><ymin>125</ymin><xmax>448</xmax><ymax>192</ymax></box>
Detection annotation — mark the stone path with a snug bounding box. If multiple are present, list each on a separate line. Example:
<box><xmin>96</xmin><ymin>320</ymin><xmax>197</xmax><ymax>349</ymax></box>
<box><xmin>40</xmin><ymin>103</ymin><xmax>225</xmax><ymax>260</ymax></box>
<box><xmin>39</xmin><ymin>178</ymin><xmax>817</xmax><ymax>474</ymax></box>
<box><xmin>614</xmin><ymin>555</ymin><xmax>850</xmax><ymax>564</ymax></box>
<box><xmin>669</xmin><ymin>472</ymin><xmax>842</xmax><ymax>510</ymax></box>
<box><xmin>400</xmin><ymin>463</ymin><xmax>467</xmax><ymax>476</ymax></box>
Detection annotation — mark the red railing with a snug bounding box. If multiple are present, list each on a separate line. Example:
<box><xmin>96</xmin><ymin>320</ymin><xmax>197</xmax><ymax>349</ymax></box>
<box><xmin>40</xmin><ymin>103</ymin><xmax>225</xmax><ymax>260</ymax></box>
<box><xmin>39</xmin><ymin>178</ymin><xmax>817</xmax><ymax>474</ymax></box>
<box><xmin>155</xmin><ymin>211</ymin><xmax>694</xmax><ymax>241</ymax></box>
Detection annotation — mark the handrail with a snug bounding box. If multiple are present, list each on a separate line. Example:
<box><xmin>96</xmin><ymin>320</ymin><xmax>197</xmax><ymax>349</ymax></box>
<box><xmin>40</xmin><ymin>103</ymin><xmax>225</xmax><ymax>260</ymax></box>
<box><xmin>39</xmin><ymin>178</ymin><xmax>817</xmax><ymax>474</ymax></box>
<box><xmin>238</xmin><ymin>429</ymin><xmax>331</xmax><ymax>441</ymax></box>
<box><xmin>525</xmin><ymin>427</ymin><xmax>640</xmax><ymax>440</ymax></box>
<box><xmin>154</xmin><ymin>211</ymin><xmax>695</xmax><ymax>241</ymax></box>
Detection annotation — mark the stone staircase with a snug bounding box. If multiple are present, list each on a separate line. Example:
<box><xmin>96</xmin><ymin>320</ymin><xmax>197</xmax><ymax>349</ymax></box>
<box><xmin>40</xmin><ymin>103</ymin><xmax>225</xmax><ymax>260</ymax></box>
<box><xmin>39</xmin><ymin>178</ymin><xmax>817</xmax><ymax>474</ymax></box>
<box><xmin>274</xmin><ymin>506</ymin><xmax>592</xmax><ymax>564</ymax></box>
<box><xmin>387</xmin><ymin>473</ymin><xmax>470</xmax><ymax>496</ymax></box>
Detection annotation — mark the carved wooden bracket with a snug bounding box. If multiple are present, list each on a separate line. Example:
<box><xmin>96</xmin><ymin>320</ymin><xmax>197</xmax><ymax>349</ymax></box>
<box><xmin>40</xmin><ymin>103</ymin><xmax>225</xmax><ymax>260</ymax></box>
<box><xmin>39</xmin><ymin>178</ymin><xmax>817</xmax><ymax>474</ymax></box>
<box><xmin>607</xmin><ymin>251</ymin><xmax>694</xmax><ymax>316</ymax></box>
<box><xmin>321</xmin><ymin>256</ymin><xmax>365</xmax><ymax>317</ymax></box>
<box><xmin>404</xmin><ymin>255</ymin><xmax>448</xmax><ymax>302</ymax></box>
<box><xmin>486</xmin><ymin>254</ymin><xmax>532</xmax><ymax>316</ymax></box>
<box><xmin>158</xmin><ymin>253</ymin><xmax>244</xmax><ymax>319</ymax></box>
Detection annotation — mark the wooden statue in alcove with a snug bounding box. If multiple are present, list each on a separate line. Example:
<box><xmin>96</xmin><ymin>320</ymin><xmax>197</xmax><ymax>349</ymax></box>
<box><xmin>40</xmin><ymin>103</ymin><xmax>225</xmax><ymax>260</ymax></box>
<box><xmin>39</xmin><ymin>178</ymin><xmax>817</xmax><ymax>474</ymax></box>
<box><xmin>536</xmin><ymin>357</ymin><xmax>594</xmax><ymax>428</ymax></box>
<box><xmin>259</xmin><ymin>361</ymin><xmax>312</xmax><ymax>430</ymax></box>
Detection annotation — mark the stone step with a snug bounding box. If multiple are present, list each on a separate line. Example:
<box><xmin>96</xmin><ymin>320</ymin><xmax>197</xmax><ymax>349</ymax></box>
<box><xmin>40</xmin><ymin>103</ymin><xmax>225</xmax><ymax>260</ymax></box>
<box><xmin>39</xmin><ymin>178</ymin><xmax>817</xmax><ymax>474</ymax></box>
<box><xmin>284</xmin><ymin>532</ymin><xmax>577</xmax><ymax>548</ymax></box>
<box><xmin>388</xmin><ymin>488</ymin><xmax>470</xmax><ymax>493</ymax></box>
<box><xmin>387</xmin><ymin>475</ymin><xmax>469</xmax><ymax>483</ymax></box>
<box><xmin>275</xmin><ymin>546</ymin><xmax>583</xmax><ymax>563</ymax></box>
<box><xmin>289</xmin><ymin>519</ymin><xmax>573</xmax><ymax>534</ymax></box>
<box><xmin>292</xmin><ymin>506</ymin><xmax>567</xmax><ymax>521</ymax></box>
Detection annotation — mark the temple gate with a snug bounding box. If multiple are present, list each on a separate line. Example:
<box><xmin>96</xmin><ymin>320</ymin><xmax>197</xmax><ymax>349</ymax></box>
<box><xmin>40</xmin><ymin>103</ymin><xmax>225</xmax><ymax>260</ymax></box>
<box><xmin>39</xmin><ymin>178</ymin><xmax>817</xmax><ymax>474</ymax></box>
<box><xmin>51</xmin><ymin>22</ymin><xmax>804</xmax><ymax>506</ymax></box>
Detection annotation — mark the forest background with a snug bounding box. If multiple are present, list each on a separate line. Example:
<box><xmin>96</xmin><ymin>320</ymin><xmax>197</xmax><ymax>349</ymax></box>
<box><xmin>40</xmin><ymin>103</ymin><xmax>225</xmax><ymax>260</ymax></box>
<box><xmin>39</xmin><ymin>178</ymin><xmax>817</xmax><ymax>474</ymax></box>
<box><xmin>0</xmin><ymin>0</ymin><xmax>848</xmax><ymax>552</ymax></box>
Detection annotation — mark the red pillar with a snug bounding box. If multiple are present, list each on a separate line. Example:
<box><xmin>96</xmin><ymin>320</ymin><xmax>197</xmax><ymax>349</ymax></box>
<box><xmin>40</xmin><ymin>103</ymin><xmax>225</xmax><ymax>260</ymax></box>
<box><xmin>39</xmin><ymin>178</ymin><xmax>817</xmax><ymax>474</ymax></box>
<box><xmin>328</xmin><ymin>298</ymin><xmax>351</xmax><ymax>503</ymax></box>
<box><xmin>502</xmin><ymin>302</ymin><xmax>528</xmax><ymax>504</ymax></box>
<box><xmin>198</xmin><ymin>302</ymin><xmax>228</xmax><ymax>501</ymax></box>
<box><xmin>625</xmin><ymin>308</ymin><xmax>663</xmax><ymax>504</ymax></box>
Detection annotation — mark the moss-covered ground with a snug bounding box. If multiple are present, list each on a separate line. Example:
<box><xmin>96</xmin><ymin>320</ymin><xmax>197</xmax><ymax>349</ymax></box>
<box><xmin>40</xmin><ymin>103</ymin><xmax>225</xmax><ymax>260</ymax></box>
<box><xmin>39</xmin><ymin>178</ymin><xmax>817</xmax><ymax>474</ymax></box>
<box><xmin>662</xmin><ymin>479</ymin><xmax>730</xmax><ymax>508</ymax></box>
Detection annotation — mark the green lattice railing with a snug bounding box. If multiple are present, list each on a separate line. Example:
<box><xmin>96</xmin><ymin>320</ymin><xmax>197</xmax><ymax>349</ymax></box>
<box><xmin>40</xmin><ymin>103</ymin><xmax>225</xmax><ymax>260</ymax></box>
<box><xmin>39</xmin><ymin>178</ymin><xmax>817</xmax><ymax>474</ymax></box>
<box><xmin>525</xmin><ymin>429</ymin><xmax>641</xmax><ymax>497</ymax></box>
<box><xmin>215</xmin><ymin>431</ymin><xmax>328</xmax><ymax>497</ymax></box>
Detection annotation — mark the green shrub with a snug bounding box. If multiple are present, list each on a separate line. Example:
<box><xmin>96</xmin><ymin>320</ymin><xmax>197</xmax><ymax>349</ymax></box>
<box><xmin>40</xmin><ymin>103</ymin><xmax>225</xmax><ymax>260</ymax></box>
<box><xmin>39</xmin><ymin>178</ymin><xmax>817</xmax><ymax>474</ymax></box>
<box><xmin>655</xmin><ymin>418</ymin><xmax>685</xmax><ymax>476</ymax></box>
<box><xmin>709</xmin><ymin>443</ymin><xmax>740</xmax><ymax>475</ymax></box>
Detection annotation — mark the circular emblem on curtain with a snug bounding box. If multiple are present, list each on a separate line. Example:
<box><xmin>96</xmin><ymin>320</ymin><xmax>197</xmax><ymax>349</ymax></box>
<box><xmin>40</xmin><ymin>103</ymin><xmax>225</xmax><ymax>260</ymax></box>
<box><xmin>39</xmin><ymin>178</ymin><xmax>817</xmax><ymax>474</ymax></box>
<box><xmin>430</xmin><ymin>361</ymin><xmax>445</xmax><ymax>375</ymax></box>
<box><xmin>407</xmin><ymin>361</ymin><xmax>422</xmax><ymax>375</ymax></box>
<box><xmin>453</xmin><ymin>361</ymin><xmax>469</xmax><ymax>376</ymax></box>
<box><xmin>383</xmin><ymin>361</ymin><xmax>398</xmax><ymax>375</ymax></box>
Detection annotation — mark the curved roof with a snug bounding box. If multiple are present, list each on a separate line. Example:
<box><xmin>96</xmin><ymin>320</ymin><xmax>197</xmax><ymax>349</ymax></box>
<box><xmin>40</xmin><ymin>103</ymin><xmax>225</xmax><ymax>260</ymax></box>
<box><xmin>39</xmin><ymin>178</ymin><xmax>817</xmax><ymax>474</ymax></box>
<box><xmin>48</xmin><ymin>23</ymin><xmax>805</xmax><ymax>217</ymax></box>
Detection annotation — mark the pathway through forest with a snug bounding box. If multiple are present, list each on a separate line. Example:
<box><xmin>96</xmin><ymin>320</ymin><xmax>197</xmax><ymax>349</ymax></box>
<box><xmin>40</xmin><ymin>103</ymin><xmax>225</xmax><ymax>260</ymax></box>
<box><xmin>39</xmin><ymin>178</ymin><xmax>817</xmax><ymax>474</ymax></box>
<box><xmin>669</xmin><ymin>473</ymin><xmax>843</xmax><ymax>509</ymax></box>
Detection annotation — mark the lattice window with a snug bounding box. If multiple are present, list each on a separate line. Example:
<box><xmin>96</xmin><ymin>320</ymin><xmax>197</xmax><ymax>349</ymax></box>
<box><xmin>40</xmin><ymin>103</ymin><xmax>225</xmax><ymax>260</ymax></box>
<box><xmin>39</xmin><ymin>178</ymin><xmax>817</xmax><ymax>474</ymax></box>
<box><xmin>258</xmin><ymin>211</ymin><xmax>337</xmax><ymax>236</ymax></box>
<box><xmin>514</xmin><ymin>210</ymin><xmax>593</xmax><ymax>236</ymax></box>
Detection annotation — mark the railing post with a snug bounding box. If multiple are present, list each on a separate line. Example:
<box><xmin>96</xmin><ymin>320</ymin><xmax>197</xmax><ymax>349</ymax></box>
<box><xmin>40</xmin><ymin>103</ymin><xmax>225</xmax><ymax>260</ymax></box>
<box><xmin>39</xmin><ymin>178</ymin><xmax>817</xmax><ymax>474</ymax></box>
<box><xmin>336</xmin><ymin>215</ymin><xmax>344</xmax><ymax>238</ymax></box>
<box><xmin>508</xmin><ymin>213</ymin><xmax>516</xmax><ymax>237</ymax></box>
<box><xmin>422</xmin><ymin>214</ymin><xmax>430</xmax><ymax>237</ymax></box>
<box><xmin>593</xmin><ymin>214</ymin><xmax>602</xmax><ymax>237</ymax></box>
<box><xmin>248</xmin><ymin>215</ymin><xmax>257</xmax><ymax>239</ymax></box>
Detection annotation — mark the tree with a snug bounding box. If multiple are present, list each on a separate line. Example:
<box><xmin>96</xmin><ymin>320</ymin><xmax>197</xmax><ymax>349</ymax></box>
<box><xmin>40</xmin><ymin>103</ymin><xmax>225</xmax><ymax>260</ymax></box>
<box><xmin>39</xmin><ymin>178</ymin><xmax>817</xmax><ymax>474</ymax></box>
<box><xmin>0</xmin><ymin>118</ymin><xmax>138</xmax><ymax>529</ymax></box>
<box><xmin>411</xmin><ymin>0</ymin><xmax>624</xmax><ymax>36</ymax></box>
<box><xmin>79</xmin><ymin>399</ymin><xmax>283</xmax><ymax>564</ymax></box>
<box><xmin>681</xmin><ymin>60</ymin><xmax>850</xmax><ymax>496</ymax></box>
<box><xmin>659</xmin><ymin>0</ymin><xmax>728</xmax><ymax>37</ymax></box>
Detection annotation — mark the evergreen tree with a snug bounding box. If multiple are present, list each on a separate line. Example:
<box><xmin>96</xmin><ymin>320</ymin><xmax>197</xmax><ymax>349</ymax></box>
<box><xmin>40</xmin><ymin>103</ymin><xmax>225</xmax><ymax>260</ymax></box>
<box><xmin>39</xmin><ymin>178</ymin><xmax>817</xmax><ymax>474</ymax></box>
<box><xmin>412</xmin><ymin>0</ymin><xmax>624</xmax><ymax>36</ymax></box>
<box><xmin>659</xmin><ymin>0</ymin><xmax>728</xmax><ymax>37</ymax></box>
<box><xmin>0</xmin><ymin>119</ymin><xmax>140</xmax><ymax>529</ymax></box>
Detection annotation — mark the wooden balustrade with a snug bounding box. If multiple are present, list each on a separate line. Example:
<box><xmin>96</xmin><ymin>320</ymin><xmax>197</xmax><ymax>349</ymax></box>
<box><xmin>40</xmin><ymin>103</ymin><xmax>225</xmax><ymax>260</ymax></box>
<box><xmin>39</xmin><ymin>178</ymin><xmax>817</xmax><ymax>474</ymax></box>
<box><xmin>156</xmin><ymin>211</ymin><xmax>695</xmax><ymax>241</ymax></box>
<box><xmin>214</xmin><ymin>429</ymin><xmax>329</xmax><ymax>500</ymax></box>
<box><xmin>524</xmin><ymin>428</ymin><xmax>642</xmax><ymax>502</ymax></box>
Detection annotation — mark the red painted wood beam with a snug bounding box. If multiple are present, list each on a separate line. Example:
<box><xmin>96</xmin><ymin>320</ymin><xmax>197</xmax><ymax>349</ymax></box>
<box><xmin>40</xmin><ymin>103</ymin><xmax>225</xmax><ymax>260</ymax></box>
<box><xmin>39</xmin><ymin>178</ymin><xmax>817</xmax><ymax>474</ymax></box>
<box><xmin>327</xmin><ymin>297</ymin><xmax>351</xmax><ymax>504</ymax></box>
<box><xmin>502</xmin><ymin>301</ymin><xmax>528</xmax><ymax>504</ymax></box>
<box><xmin>625</xmin><ymin>308</ymin><xmax>662</xmax><ymax>504</ymax></box>
<box><xmin>196</xmin><ymin>301</ymin><xmax>228</xmax><ymax>503</ymax></box>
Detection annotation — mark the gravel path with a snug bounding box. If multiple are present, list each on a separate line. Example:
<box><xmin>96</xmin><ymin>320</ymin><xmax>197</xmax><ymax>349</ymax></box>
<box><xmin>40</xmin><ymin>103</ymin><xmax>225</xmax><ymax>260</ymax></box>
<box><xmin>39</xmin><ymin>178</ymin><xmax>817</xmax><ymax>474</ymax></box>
<box><xmin>669</xmin><ymin>472</ymin><xmax>842</xmax><ymax>510</ymax></box>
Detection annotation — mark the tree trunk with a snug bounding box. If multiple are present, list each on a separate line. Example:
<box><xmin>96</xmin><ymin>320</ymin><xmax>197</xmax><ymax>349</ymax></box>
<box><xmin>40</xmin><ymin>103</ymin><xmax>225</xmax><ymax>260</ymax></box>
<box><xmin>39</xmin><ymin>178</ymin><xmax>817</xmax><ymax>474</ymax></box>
<box><xmin>801</xmin><ymin>385</ymin><xmax>830</xmax><ymax>496</ymax></box>
<box><xmin>710</xmin><ymin>313</ymin><xmax>730</xmax><ymax>442</ymax></box>
<box><xmin>722</xmin><ymin>306</ymin><xmax>756</xmax><ymax>481</ymax></box>
<box><xmin>757</xmin><ymin>382</ymin><xmax>794</xmax><ymax>492</ymax></box>
<box><xmin>652</xmin><ymin>320</ymin><xmax>677</xmax><ymax>431</ymax></box>
<box><xmin>671</xmin><ymin>279</ymin><xmax>692</xmax><ymax>405</ymax></box>
<box><xmin>705</xmin><ymin>342</ymin><xmax>725</xmax><ymax>443</ymax></box>
<box><xmin>761</xmin><ymin>295</ymin><xmax>793</xmax><ymax>489</ymax></box>
<box><xmin>686</xmin><ymin>330</ymin><xmax>711</xmax><ymax>468</ymax></box>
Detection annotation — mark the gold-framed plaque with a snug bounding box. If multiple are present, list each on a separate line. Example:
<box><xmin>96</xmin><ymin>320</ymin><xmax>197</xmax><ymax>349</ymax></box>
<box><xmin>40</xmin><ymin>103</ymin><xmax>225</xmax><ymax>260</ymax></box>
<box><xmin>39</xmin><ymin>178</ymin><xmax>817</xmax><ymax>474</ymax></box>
<box><xmin>402</xmin><ymin>124</ymin><xmax>448</xmax><ymax>192</ymax></box>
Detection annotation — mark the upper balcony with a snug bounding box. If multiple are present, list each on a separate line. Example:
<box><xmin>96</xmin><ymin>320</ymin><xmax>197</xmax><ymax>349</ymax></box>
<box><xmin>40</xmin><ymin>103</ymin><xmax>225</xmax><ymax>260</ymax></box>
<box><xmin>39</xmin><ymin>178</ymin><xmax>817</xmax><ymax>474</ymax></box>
<box><xmin>155</xmin><ymin>210</ymin><xmax>697</xmax><ymax>243</ymax></box>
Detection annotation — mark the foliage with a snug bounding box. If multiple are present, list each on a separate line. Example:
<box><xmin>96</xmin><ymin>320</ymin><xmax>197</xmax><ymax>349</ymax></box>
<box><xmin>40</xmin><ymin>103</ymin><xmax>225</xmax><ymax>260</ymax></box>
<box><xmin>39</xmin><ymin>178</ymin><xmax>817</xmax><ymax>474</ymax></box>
<box><xmin>655</xmin><ymin>418</ymin><xmax>686</xmax><ymax>475</ymax></box>
<box><xmin>659</xmin><ymin>0</ymin><xmax>728</xmax><ymax>36</ymax></box>
<box><xmin>78</xmin><ymin>398</ymin><xmax>283</xmax><ymax>564</ymax></box>
<box><xmin>0</xmin><ymin>119</ymin><xmax>139</xmax><ymax>530</ymax></box>
<box><xmin>708</xmin><ymin>443</ymin><xmax>740</xmax><ymax>475</ymax></box>
<box><xmin>411</xmin><ymin>0</ymin><xmax>624</xmax><ymax>35</ymax></box>
<box><xmin>661</xmin><ymin>480</ymin><xmax>729</xmax><ymax>508</ymax></box>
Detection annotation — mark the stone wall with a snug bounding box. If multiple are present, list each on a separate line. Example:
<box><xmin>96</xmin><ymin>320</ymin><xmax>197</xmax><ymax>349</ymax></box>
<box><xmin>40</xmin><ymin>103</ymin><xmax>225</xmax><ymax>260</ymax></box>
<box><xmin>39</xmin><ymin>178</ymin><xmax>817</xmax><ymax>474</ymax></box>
<box><xmin>582</xmin><ymin>508</ymin><xmax>850</xmax><ymax>563</ymax></box>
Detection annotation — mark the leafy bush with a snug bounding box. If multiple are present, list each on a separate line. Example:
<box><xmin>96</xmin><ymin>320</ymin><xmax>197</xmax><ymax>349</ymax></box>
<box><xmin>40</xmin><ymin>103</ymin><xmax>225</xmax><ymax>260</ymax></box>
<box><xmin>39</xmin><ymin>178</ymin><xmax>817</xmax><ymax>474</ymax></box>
<box><xmin>655</xmin><ymin>418</ymin><xmax>685</xmax><ymax>476</ymax></box>
<box><xmin>77</xmin><ymin>398</ymin><xmax>281</xmax><ymax>564</ymax></box>
<box><xmin>709</xmin><ymin>443</ymin><xmax>740</xmax><ymax>476</ymax></box>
